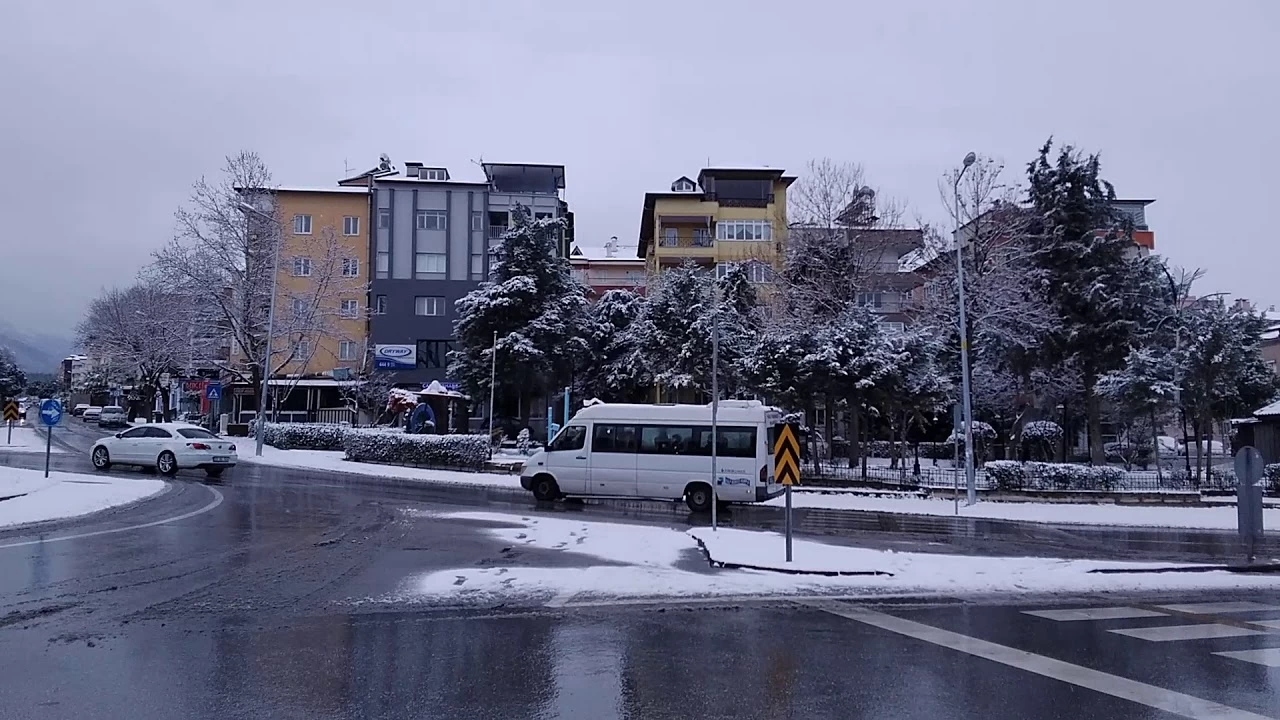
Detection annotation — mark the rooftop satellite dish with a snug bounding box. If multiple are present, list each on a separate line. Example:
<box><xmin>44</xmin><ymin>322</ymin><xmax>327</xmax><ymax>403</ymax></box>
<box><xmin>377</xmin><ymin>153</ymin><xmax>392</xmax><ymax>172</ymax></box>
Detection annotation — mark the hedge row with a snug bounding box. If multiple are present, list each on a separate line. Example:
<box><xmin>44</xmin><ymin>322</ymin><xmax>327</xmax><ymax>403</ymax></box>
<box><xmin>985</xmin><ymin>460</ymin><xmax>1125</xmax><ymax>492</ymax></box>
<box><xmin>343</xmin><ymin>429</ymin><xmax>489</xmax><ymax>470</ymax></box>
<box><xmin>261</xmin><ymin>422</ymin><xmax>348</xmax><ymax>451</ymax></box>
<box><xmin>1268</xmin><ymin>464</ymin><xmax>1280</xmax><ymax>494</ymax></box>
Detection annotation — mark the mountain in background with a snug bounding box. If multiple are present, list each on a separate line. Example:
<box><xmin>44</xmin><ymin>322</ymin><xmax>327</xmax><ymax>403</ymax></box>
<box><xmin>0</xmin><ymin>319</ymin><xmax>74</xmax><ymax>373</ymax></box>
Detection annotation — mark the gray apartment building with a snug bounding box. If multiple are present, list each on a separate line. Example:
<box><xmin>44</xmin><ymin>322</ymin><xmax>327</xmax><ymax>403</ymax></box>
<box><xmin>341</xmin><ymin>161</ymin><xmax>572</xmax><ymax>385</ymax></box>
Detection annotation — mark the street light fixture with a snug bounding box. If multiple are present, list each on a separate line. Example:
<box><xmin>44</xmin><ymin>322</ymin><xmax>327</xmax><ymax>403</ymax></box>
<box><xmin>954</xmin><ymin>152</ymin><xmax>978</xmax><ymax>505</ymax></box>
<box><xmin>238</xmin><ymin>201</ymin><xmax>280</xmax><ymax>457</ymax></box>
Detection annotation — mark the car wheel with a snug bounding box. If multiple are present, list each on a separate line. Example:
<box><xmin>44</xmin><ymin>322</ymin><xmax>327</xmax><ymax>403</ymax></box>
<box><xmin>684</xmin><ymin>483</ymin><xmax>714</xmax><ymax>513</ymax></box>
<box><xmin>205</xmin><ymin>468</ymin><xmax>224</xmax><ymax>478</ymax></box>
<box><xmin>531</xmin><ymin>475</ymin><xmax>560</xmax><ymax>502</ymax></box>
<box><xmin>157</xmin><ymin>451</ymin><xmax>178</xmax><ymax>476</ymax></box>
<box><xmin>91</xmin><ymin>446</ymin><xmax>111</xmax><ymax>471</ymax></box>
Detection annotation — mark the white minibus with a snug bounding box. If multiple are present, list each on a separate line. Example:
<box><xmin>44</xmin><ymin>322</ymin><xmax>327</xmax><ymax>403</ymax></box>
<box><xmin>519</xmin><ymin>401</ymin><xmax>786</xmax><ymax>512</ymax></box>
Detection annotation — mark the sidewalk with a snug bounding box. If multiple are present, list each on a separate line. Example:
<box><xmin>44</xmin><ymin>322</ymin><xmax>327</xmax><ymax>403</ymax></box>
<box><xmin>393</xmin><ymin>510</ymin><xmax>1280</xmax><ymax>607</ymax></box>
<box><xmin>0</xmin><ymin>466</ymin><xmax>165</xmax><ymax>530</ymax></box>
<box><xmin>0</xmin><ymin>425</ymin><xmax>67</xmax><ymax>454</ymax></box>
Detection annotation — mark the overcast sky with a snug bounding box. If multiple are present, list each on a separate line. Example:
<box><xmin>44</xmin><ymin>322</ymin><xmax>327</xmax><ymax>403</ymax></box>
<box><xmin>2</xmin><ymin>0</ymin><xmax>1277</xmax><ymax>337</ymax></box>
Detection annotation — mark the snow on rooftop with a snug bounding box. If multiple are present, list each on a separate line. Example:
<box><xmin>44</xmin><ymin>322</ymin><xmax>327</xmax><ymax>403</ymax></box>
<box><xmin>275</xmin><ymin>186</ymin><xmax>369</xmax><ymax>194</ymax></box>
<box><xmin>1255</xmin><ymin>399</ymin><xmax>1280</xmax><ymax>417</ymax></box>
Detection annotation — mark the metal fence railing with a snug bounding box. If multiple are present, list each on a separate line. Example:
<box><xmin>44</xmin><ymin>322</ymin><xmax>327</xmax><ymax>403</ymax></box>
<box><xmin>803</xmin><ymin>460</ymin><xmax>1246</xmax><ymax>494</ymax></box>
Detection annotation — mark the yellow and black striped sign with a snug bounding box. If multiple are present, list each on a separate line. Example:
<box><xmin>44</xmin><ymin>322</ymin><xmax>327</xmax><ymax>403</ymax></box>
<box><xmin>2</xmin><ymin>400</ymin><xmax>18</xmax><ymax>423</ymax></box>
<box><xmin>773</xmin><ymin>422</ymin><xmax>801</xmax><ymax>487</ymax></box>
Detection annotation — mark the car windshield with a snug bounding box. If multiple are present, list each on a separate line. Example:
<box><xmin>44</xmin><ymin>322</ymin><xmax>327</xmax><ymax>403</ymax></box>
<box><xmin>103</xmin><ymin>406</ymin><xmax>123</xmax><ymax>412</ymax></box>
<box><xmin>176</xmin><ymin>428</ymin><xmax>217</xmax><ymax>439</ymax></box>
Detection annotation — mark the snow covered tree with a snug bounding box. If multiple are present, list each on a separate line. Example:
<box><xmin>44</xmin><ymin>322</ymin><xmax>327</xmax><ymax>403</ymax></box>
<box><xmin>1098</xmin><ymin>345</ymin><xmax>1179</xmax><ymax>474</ymax></box>
<box><xmin>635</xmin><ymin>262</ymin><xmax>763</xmax><ymax>399</ymax></box>
<box><xmin>77</xmin><ymin>281</ymin><xmax>194</xmax><ymax>417</ymax></box>
<box><xmin>0</xmin><ymin>347</ymin><xmax>26</xmax><ymax>400</ymax></box>
<box><xmin>576</xmin><ymin>289</ymin><xmax>649</xmax><ymax>402</ymax></box>
<box><xmin>1177</xmin><ymin>298</ymin><xmax>1279</xmax><ymax>477</ymax></box>
<box><xmin>1026</xmin><ymin>139</ymin><xmax>1166</xmax><ymax>464</ymax></box>
<box><xmin>449</xmin><ymin>205</ymin><xmax>589</xmax><ymax>410</ymax></box>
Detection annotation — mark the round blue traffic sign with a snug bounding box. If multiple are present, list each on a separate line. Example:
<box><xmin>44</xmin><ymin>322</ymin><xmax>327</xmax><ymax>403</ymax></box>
<box><xmin>39</xmin><ymin>399</ymin><xmax>63</xmax><ymax>427</ymax></box>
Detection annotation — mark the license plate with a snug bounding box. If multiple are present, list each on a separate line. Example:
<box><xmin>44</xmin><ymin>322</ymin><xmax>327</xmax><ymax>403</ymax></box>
<box><xmin>212</xmin><ymin>456</ymin><xmax>231</xmax><ymax>463</ymax></box>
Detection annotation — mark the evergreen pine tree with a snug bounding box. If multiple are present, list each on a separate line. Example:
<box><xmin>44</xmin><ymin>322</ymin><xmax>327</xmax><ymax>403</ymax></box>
<box><xmin>449</xmin><ymin>205</ymin><xmax>588</xmax><ymax>410</ymax></box>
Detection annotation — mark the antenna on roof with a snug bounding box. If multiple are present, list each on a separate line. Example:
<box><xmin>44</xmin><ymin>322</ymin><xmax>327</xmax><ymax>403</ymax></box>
<box><xmin>343</xmin><ymin>158</ymin><xmax>353</xmax><ymax>176</ymax></box>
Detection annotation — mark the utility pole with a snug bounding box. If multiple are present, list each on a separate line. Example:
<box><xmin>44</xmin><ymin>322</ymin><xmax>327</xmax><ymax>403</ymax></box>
<box><xmin>710</xmin><ymin>284</ymin><xmax>720</xmax><ymax>532</ymax></box>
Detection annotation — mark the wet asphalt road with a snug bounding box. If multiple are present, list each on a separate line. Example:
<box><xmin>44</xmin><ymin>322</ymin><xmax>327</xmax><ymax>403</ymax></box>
<box><xmin>0</xmin><ymin>423</ymin><xmax>1278</xmax><ymax>718</ymax></box>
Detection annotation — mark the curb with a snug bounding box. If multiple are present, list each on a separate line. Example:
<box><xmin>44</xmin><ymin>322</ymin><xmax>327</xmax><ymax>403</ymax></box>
<box><xmin>690</xmin><ymin>535</ymin><xmax>894</xmax><ymax>577</ymax></box>
<box><xmin>1087</xmin><ymin>563</ymin><xmax>1280</xmax><ymax>575</ymax></box>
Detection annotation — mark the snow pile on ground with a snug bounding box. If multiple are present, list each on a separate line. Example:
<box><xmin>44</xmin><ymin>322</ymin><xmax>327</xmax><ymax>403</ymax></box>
<box><xmin>0</xmin><ymin>426</ymin><xmax>65</xmax><ymax>454</ymax></box>
<box><xmin>243</xmin><ymin>446</ymin><xmax>523</xmax><ymax>490</ymax></box>
<box><xmin>771</xmin><ymin>492</ymin><xmax>1280</xmax><ymax>530</ymax></box>
<box><xmin>0</xmin><ymin>467</ymin><xmax>165</xmax><ymax>529</ymax></box>
<box><xmin>392</xmin><ymin>511</ymin><xmax>1280</xmax><ymax>606</ymax></box>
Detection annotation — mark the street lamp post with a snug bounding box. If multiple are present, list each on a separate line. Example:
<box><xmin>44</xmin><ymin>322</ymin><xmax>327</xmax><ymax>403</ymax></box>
<box><xmin>954</xmin><ymin>152</ymin><xmax>978</xmax><ymax>505</ymax></box>
<box><xmin>239</xmin><ymin>201</ymin><xmax>281</xmax><ymax>457</ymax></box>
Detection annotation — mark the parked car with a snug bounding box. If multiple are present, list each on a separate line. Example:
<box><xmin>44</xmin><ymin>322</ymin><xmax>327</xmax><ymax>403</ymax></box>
<box><xmin>90</xmin><ymin>423</ymin><xmax>237</xmax><ymax>478</ymax></box>
<box><xmin>71</xmin><ymin>403</ymin><xmax>91</xmax><ymax>417</ymax></box>
<box><xmin>97</xmin><ymin>405</ymin><xmax>128</xmax><ymax>428</ymax></box>
<box><xmin>1181</xmin><ymin>439</ymin><xmax>1226</xmax><ymax>456</ymax></box>
<box><xmin>82</xmin><ymin>406</ymin><xmax>103</xmax><ymax>422</ymax></box>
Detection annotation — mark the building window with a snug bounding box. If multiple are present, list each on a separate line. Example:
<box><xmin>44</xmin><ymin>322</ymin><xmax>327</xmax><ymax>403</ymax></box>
<box><xmin>374</xmin><ymin>295</ymin><xmax>387</xmax><ymax>315</ymax></box>
<box><xmin>716</xmin><ymin>262</ymin><xmax>772</xmax><ymax>283</ymax></box>
<box><xmin>291</xmin><ymin>298</ymin><xmax>307</xmax><ymax>318</ymax></box>
<box><xmin>291</xmin><ymin>257</ymin><xmax>312</xmax><ymax>277</ymax></box>
<box><xmin>661</xmin><ymin>227</ymin><xmax>678</xmax><ymax>247</ymax></box>
<box><xmin>416</xmin><ymin>339</ymin><xmax>456</xmax><ymax>369</ymax></box>
<box><xmin>471</xmin><ymin>212</ymin><xmax>484</xmax><ymax>232</ymax></box>
<box><xmin>378</xmin><ymin>208</ymin><xmax>391</xmax><ymax>229</ymax></box>
<box><xmin>858</xmin><ymin>291</ymin><xmax>884</xmax><ymax>309</ymax></box>
<box><xmin>415</xmin><ymin>252</ymin><xmax>446</xmax><ymax>275</ymax></box>
<box><xmin>294</xmin><ymin>339</ymin><xmax>312</xmax><ymax>358</ymax></box>
<box><xmin>416</xmin><ymin>210</ymin><xmax>447</xmax><ymax>231</ymax></box>
<box><xmin>692</xmin><ymin>228</ymin><xmax>711</xmax><ymax>247</ymax></box>
<box><xmin>293</xmin><ymin>214</ymin><xmax>312</xmax><ymax>235</ymax></box>
<box><xmin>340</xmin><ymin>299</ymin><xmax>359</xmax><ymax>318</ymax></box>
<box><xmin>673</xmin><ymin>179</ymin><xmax>696</xmax><ymax>192</ymax></box>
<box><xmin>415</xmin><ymin>296</ymin><xmax>445</xmax><ymax>316</ymax></box>
<box><xmin>342</xmin><ymin>216</ymin><xmax>360</xmax><ymax>236</ymax></box>
<box><xmin>341</xmin><ymin>257</ymin><xmax>360</xmax><ymax>277</ymax></box>
<box><xmin>470</xmin><ymin>254</ymin><xmax>484</xmax><ymax>278</ymax></box>
<box><xmin>375</xmin><ymin>252</ymin><xmax>389</xmax><ymax>278</ymax></box>
<box><xmin>338</xmin><ymin>340</ymin><xmax>358</xmax><ymax>361</ymax></box>
<box><xmin>881</xmin><ymin>321</ymin><xmax>906</xmax><ymax>335</ymax></box>
<box><xmin>419</xmin><ymin>168</ymin><xmax>448</xmax><ymax>181</ymax></box>
<box><xmin>715</xmin><ymin>220</ymin><xmax>772</xmax><ymax>241</ymax></box>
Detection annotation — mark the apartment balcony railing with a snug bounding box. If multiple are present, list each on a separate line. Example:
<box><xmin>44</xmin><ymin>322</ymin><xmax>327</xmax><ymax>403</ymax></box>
<box><xmin>658</xmin><ymin>232</ymin><xmax>714</xmax><ymax>249</ymax></box>
<box><xmin>488</xmin><ymin>226</ymin><xmax>509</xmax><ymax>240</ymax></box>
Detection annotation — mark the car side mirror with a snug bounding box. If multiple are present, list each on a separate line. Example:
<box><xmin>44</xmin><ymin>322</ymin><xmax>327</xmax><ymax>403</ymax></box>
<box><xmin>115</xmin><ymin>433</ymin><xmax>123</xmax><ymax>439</ymax></box>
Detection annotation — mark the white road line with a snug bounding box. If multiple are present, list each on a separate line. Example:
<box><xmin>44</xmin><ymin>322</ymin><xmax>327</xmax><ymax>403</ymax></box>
<box><xmin>1156</xmin><ymin>602</ymin><xmax>1280</xmax><ymax>614</ymax></box>
<box><xmin>0</xmin><ymin>483</ymin><xmax>224</xmax><ymax>550</ymax></box>
<box><xmin>803</xmin><ymin>602</ymin><xmax>1276</xmax><ymax>720</ymax></box>
<box><xmin>1252</xmin><ymin>620</ymin><xmax>1280</xmax><ymax>630</ymax></box>
<box><xmin>1024</xmin><ymin>607</ymin><xmax>1167</xmax><ymax>622</ymax></box>
<box><xmin>1213</xmin><ymin>648</ymin><xmax>1280</xmax><ymax>668</ymax></box>
<box><xmin>1109</xmin><ymin>624</ymin><xmax>1266</xmax><ymax>642</ymax></box>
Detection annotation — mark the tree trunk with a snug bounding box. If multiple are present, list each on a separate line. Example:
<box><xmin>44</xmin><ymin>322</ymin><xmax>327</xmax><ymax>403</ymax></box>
<box><xmin>1084</xmin><ymin>377</ymin><xmax>1104</xmax><ymax>465</ymax></box>
<box><xmin>1205</xmin><ymin>415</ymin><xmax>1215</xmax><ymax>485</ymax></box>
<box><xmin>806</xmin><ymin>405</ymin><xmax>820</xmax><ymax>474</ymax></box>
<box><xmin>888</xmin><ymin>408</ymin><xmax>899</xmax><ymax>470</ymax></box>
<box><xmin>1151</xmin><ymin>405</ymin><xmax>1163</xmax><ymax>484</ymax></box>
<box><xmin>1193</xmin><ymin>414</ymin><xmax>1204</xmax><ymax>481</ymax></box>
<box><xmin>848</xmin><ymin>399</ymin><xmax>861</xmax><ymax>470</ymax></box>
<box><xmin>1179</xmin><ymin>404</ymin><xmax>1193</xmax><ymax>478</ymax></box>
<box><xmin>824</xmin><ymin>396</ymin><xmax>835</xmax><ymax>461</ymax></box>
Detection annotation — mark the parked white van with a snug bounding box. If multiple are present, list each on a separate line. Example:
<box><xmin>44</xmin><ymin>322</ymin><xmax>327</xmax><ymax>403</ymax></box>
<box><xmin>519</xmin><ymin>401</ymin><xmax>787</xmax><ymax>512</ymax></box>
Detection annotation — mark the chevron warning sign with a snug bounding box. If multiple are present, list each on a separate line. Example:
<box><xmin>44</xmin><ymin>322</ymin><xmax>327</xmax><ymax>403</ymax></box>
<box><xmin>773</xmin><ymin>422</ymin><xmax>801</xmax><ymax>486</ymax></box>
<box><xmin>2</xmin><ymin>400</ymin><xmax>18</xmax><ymax>423</ymax></box>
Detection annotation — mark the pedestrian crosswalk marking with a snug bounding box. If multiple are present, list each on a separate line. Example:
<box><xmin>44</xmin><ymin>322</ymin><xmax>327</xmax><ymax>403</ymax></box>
<box><xmin>1155</xmin><ymin>601</ymin><xmax>1280</xmax><ymax>615</ymax></box>
<box><xmin>1110</xmin><ymin>624</ymin><xmax>1267</xmax><ymax>642</ymax></box>
<box><xmin>1024</xmin><ymin>607</ymin><xmax>1167</xmax><ymax>622</ymax></box>
<box><xmin>1212</xmin><ymin>648</ymin><xmax>1280</xmax><ymax>668</ymax></box>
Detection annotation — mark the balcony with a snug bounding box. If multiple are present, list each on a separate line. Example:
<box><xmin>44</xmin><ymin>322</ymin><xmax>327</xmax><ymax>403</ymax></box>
<box><xmin>657</xmin><ymin>231</ymin><xmax>714</xmax><ymax>249</ymax></box>
<box><xmin>488</xmin><ymin>226</ymin><xmax>509</xmax><ymax>240</ymax></box>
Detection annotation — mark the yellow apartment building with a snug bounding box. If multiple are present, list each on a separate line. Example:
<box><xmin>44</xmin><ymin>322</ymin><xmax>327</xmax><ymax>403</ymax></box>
<box><xmin>637</xmin><ymin>167</ymin><xmax>794</xmax><ymax>281</ymax></box>
<box><xmin>272</xmin><ymin>188</ymin><xmax>370</xmax><ymax>378</ymax></box>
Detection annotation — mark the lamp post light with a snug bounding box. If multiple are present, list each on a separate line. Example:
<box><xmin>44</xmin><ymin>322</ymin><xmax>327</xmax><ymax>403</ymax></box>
<box><xmin>238</xmin><ymin>201</ymin><xmax>281</xmax><ymax>457</ymax></box>
<box><xmin>953</xmin><ymin>151</ymin><xmax>978</xmax><ymax>505</ymax></box>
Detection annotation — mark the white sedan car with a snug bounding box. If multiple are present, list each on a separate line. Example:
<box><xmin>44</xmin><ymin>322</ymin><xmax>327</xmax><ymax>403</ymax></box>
<box><xmin>91</xmin><ymin>423</ymin><xmax>237</xmax><ymax>478</ymax></box>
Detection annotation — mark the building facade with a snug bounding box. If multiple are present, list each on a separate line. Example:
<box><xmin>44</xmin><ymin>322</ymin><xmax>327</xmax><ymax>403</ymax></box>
<box><xmin>569</xmin><ymin>244</ymin><xmax>646</xmax><ymax>298</ymax></box>
<box><xmin>343</xmin><ymin>161</ymin><xmax>572</xmax><ymax>385</ymax></box>
<box><xmin>273</xmin><ymin>188</ymin><xmax>371</xmax><ymax>377</ymax></box>
<box><xmin>637</xmin><ymin>168</ymin><xmax>793</xmax><ymax>280</ymax></box>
